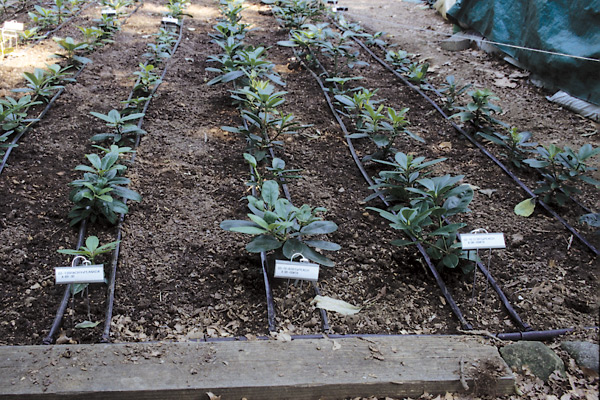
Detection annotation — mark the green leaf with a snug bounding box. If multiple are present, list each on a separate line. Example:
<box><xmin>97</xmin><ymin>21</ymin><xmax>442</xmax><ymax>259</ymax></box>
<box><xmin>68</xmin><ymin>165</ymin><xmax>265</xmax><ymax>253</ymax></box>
<box><xmin>261</xmin><ymin>180</ymin><xmax>279</xmax><ymax>205</ymax></box>
<box><xmin>303</xmin><ymin>240</ymin><xmax>341</xmax><ymax>251</ymax></box>
<box><xmin>300</xmin><ymin>221</ymin><xmax>338</xmax><ymax>235</ymax></box>
<box><xmin>282</xmin><ymin>238</ymin><xmax>305</xmax><ymax>259</ymax></box>
<box><xmin>230</xmin><ymin>225</ymin><xmax>267</xmax><ymax>235</ymax></box>
<box><xmin>390</xmin><ymin>238</ymin><xmax>414</xmax><ymax>246</ymax></box>
<box><xmin>246</xmin><ymin>235</ymin><xmax>282</xmax><ymax>252</ymax></box>
<box><xmin>85</xmin><ymin>236</ymin><xmax>99</xmax><ymax>252</ymax></box>
<box><xmin>248</xmin><ymin>214</ymin><xmax>269</xmax><ymax>230</ymax></box>
<box><xmin>514</xmin><ymin>198</ymin><xmax>536</xmax><ymax>217</ymax></box>
<box><xmin>310</xmin><ymin>295</ymin><xmax>361</xmax><ymax>315</ymax></box>
<box><xmin>442</xmin><ymin>253</ymin><xmax>459</xmax><ymax>268</ymax></box>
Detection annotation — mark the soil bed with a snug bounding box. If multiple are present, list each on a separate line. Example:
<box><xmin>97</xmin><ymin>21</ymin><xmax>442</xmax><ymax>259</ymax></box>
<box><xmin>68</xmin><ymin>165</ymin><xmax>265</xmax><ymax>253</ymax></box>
<box><xmin>0</xmin><ymin>0</ymin><xmax>598</xmax><ymax>346</ymax></box>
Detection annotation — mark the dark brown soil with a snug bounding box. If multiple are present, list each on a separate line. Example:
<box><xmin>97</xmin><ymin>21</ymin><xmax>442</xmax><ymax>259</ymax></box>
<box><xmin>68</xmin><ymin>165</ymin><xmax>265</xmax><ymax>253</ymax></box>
<box><xmin>0</xmin><ymin>0</ymin><xmax>598</xmax><ymax>348</ymax></box>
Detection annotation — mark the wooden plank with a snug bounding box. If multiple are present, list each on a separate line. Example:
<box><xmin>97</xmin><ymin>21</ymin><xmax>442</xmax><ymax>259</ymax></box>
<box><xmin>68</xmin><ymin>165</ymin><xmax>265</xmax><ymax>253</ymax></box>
<box><xmin>0</xmin><ymin>335</ymin><xmax>514</xmax><ymax>399</ymax></box>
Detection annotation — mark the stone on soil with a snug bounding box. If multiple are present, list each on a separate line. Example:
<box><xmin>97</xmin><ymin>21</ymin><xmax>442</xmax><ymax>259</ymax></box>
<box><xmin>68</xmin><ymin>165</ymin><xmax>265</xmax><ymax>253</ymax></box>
<box><xmin>560</xmin><ymin>341</ymin><xmax>599</xmax><ymax>373</ymax></box>
<box><xmin>499</xmin><ymin>341</ymin><xmax>565</xmax><ymax>381</ymax></box>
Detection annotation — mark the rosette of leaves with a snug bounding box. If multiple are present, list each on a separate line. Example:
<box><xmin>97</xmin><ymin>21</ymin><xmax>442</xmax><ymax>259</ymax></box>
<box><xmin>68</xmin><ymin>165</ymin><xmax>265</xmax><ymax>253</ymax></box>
<box><xmin>90</xmin><ymin>109</ymin><xmax>146</xmax><ymax>144</ymax></box>
<box><xmin>221</xmin><ymin>180</ymin><xmax>340</xmax><ymax>266</ymax></box>
<box><xmin>68</xmin><ymin>150</ymin><xmax>141</xmax><ymax>225</ymax></box>
<box><xmin>347</xmin><ymin>104</ymin><xmax>422</xmax><ymax>161</ymax></box>
<box><xmin>52</xmin><ymin>37</ymin><xmax>91</xmax><ymax>65</ymax></box>
<box><xmin>452</xmin><ymin>88</ymin><xmax>502</xmax><ymax>127</ymax></box>
<box><xmin>366</xmin><ymin>151</ymin><xmax>446</xmax><ymax>204</ymax></box>
<box><xmin>265</xmin><ymin>0</ymin><xmax>325</xmax><ymax>29</ymax></box>
<box><xmin>476</xmin><ymin>126</ymin><xmax>536</xmax><ymax>168</ymax></box>
<box><xmin>439</xmin><ymin>75</ymin><xmax>471</xmax><ymax>112</ymax></box>
<box><xmin>523</xmin><ymin>143</ymin><xmax>600</xmax><ymax>206</ymax></box>
<box><xmin>225</xmin><ymin>79</ymin><xmax>304</xmax><ymax>160</ymax></box>
<box><xmin>12</xmin><ymin>68</ymin><xmax>64</xmax><ymax>100</ymax></box>
<box><xmin>133</xmin><ymin>63</ymin><xmax>162</xmax><ymax>94</ymax></box>
<box><xmin>0</xmin><ymin>95</ymin><xmax>41</xmax><ymax>132</ymax></box>
<box><xmin>369</xmin><ymin>174</ymin><xmax>474</xmax><ymax>270</ymax></box>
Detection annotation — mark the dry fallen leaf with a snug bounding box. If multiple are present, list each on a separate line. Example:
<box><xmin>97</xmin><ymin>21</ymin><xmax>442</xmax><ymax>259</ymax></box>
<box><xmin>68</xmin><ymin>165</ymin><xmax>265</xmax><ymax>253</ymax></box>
<box><xmin>438</xmin><ymin>141</ymin><xmax>452</xmax><ymax>149</ymax></box>
<box><xmin>332</xmin><ymin>340</ymin><xmax>341</xmax><ymax>351</ymax></box>
<box><xmin>206</xmin><ymin>392</ymin><xmax>221</xmax><ymax>400</ymax></box>
<box><xmin>494</xmin><ymin>77</ymin><xmax>517</xmax><ymax>88</ymax></box>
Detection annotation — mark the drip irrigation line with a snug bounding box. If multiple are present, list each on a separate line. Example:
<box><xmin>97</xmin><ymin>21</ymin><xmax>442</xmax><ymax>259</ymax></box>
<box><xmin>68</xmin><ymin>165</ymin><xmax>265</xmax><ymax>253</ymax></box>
<box><xmin>130</xmin><ymin>18</ymin><xmax>185</xmax><ymax>161</ymax></box>
<box><xmin>0</xmin><ymin>65</ymin><xmax>86</xmax><ymax>176</ymax></box>
<box><xmin>293</xmin><ymin>46</ymin><xmax>472</xmax><ymax>331</ymax></box>
<box><xmin>265</xmin><ymin>144</ymin><xmax>330</xmax><ymax>332</ymax></box>
<box><xmin>101</xmin><ymin>18</ymin><xmax>185</xmax><ymax>342</ymax></box>
<box><xmin>42</xmin><ymin>217</ymin><xmax>88</xmax><ymax>344</ymax></box>
<box><xmin>1</xmin><ymin>3</ymin><xmax>143</xmax><ymax>176</ymax></box>
<box><xmin>350</xmin><ymin>35</ymin><xmax>599</xmax><ymax>256</ymax></box>
<box><xmin>337</xmin><ymin>27</ymin><xmax>531</xmax><ymax>330</ymax></box>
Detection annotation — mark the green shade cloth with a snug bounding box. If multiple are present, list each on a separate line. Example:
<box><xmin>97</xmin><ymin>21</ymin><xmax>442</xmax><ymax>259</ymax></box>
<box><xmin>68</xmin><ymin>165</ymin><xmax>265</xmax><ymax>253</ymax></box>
<box><xmin>448</xmin><ymin>0</ymin><xmax>600</xmax><ymax>105</ymax></box>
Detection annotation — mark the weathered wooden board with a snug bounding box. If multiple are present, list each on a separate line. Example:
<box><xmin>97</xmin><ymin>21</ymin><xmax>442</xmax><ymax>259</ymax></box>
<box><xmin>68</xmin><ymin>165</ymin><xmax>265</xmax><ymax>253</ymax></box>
<box><xmin>0</xmin><ymin>335</ymin><xmax>514</xmax><ymax>399</ymax></box>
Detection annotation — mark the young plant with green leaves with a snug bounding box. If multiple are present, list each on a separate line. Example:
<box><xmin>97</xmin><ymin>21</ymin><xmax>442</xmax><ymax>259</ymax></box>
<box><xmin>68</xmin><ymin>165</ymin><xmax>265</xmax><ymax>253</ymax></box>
<box><xmin>523</xmin><ymin>143</ymin><xmax>600</xmax><ymax>206</ymax></box>
<box><xmin>369</xmin><ymin>174</ymin><xmax>474</xmax><ymax>270</ymax></box>
<box><xmin>53</xmin><ymin>36</ymin><xmax>91</xmax><ymax>65</ymax></box>
<box><xmin>133</xmin><ymin>63</ymin><xmax>161</xmax><ymax>94</ymax></box>
<box><xmin>439</xmin><ymin>75</ymin><xmax>471</xmax><ymax>112</ymax></box>
<box><xmin>20</xmin><ymin>28</ymin><xmax>40</xmax><ymax>41</ymax></box>
<box><xmin>12</xmin><ymin>68</ymin><xmax>64</xmax><ymax>100</ymax></box>
<box><xmin>225</xmin><ymin>79</ymin><xmax>304</xmax><ymax>160</ymax></box>
<box><xmin>405</xmin><ymin>62</ymin><xmax>429</xmax><ymax>85</ymax></box>
<box><xmin>221</xmin><ymin>180</ymin><xmax>340</xmax><ymax>266</ymax></box>
<box><xmin>0</xmin><ymin>130</ymin><xmax>15</xmax><ymax>156</ymax></box>
<box><xmin>348</xmin><ymin>104</ymin><xmax>421</xmax><ymax>161</ymax></box>
<box><xmin>68</xmin><ymin>149</ymin><xmax>142</xmax><ymax>225</ymax></box>
<box><xmin>366</xmin><ymin>151</ymin><xmax>446</xmax><ymax>204</ymax></box>
<box><xmin>90</xmin><ymin>109</ymin><xmax>146</xmax><ymax>144</ymax></box>
<box><xmin>0</xmin><ymin>95</ymin><xmax>41</xmax><ymax>132</ymax></box>
<box><xmin>476</xmin><ymin>126</ymin><xmax>536</xmax><ymax>168</ymax></box>
<box><xmin>452</xmin><ymin>88</ymin><xmax>502</xmax><ymax>127</ymax></box>
<box><xmin>316</xmin><ymin>27</ymin><xmax>367</xmax><ymax>76</ymax></box>
<box><xmin>244</xmin><ymin>152</ymin><xmax>302</xmax><ymax>190</ymax></box>
<box><xmin>29</xmin><ymin>5</ymin><xmax>58</xmax><ymax>28</ymax></box>
<box><xmin>265</xmin><ymin>0</ymin><xmax>325</xmax><ymax>29</ymax></box>
<box><xmin>78</xmin><ymin>26</ymin><xmax>112</xmax><ymax>48</ymax></box>
<box><xmin>334</xmin><ymin>87</ymin><xmax>379</xmax><ymax>129</ymax></box>
<box><xmin>57</xmin><ymin>235</ymin><xmax>118</xmax><ymax>295</ymax></box>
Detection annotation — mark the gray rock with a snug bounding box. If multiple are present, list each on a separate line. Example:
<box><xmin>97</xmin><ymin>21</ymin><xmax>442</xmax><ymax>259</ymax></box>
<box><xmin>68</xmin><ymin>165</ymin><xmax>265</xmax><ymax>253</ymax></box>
<box><xmin>440</xmin><ymin>33</ymin><xmax>471</xmax><ymax>51</ymax></box>
<box><xmin>561</xmin><ymin>341</ymin><xmax>599</xmax><ymax>372</ymax></box>
<box><xmin>499</xmin><ymin>341</ymin><xmax>565</xmax><ymax>381</ymax></box>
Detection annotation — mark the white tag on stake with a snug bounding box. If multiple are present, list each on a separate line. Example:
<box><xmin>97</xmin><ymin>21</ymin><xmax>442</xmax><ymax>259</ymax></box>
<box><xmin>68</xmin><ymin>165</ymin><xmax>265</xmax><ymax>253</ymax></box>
<box><xmin>101</xmin><ymin>8</ymin><xmax>117</xmax><ymax>15</ymax></box>
<box><xmin>162</xmin><ymin>17</ymin><xmax>180</xmax><ymax>25</ymax></box>
<box><xmin>274</xmin><ymin>260</ymin><xmax>320</xmax><ymax>282</ymax></box>
<box><xmin>460</xmin><ymin>233</ymin><xmax>506</xmax><ymax>250</ymax></box>
<box><xmin>55</xmin><ymin>265</ymin><xmax>105</xmax><ymax>284</ymax></box>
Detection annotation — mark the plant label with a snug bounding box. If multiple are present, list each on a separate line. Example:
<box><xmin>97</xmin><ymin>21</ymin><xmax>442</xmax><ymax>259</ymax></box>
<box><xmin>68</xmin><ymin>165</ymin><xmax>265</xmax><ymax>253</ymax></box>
<box><xmin>55</xmin><ymin>265</ymin><xmax>105</xmax><ymax>284</ymax></box>
<box><xmin>332</xmin><ymin>6</ymin><xmax>348</xmax><ymax>12</ymax></box>
<box><xmin>460</xmin><ymin>233</ymin><xmax>506</xmax><ymax>250</ymax></box>
<box><xmin>274</xmin><ymin>260</ymin><xmax>319</xmax><ymax>282</ymax></box>
<box><xmin>2</xmin><ymin>21</ymin><xmax>24</xmax><ymax>31</ymax></box>
<box><xmin>162</xmin><ymin>17</ymin><xmax>180</xmax><ymax>25</ymax></box>
<box><xmin>101</xmin><ymin>8</ymin><xmax>117</xmax><ymax>15</ymax></box>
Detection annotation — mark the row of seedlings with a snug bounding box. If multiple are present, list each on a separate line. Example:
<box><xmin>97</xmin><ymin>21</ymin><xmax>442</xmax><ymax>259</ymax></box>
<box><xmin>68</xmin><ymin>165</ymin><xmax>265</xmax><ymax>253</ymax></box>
<box><xmin>329</xmin><ymin>12</ymin><xmax>600</xmax><ymax>253</ymax></box>
<box><xmin>267</xmin><ymin>0</ymin><xmax>537</xmax><ymax>331</ymax></box>
<box><xmin>0</xmin><ymin>0</ymin><xmax>141</xmax><ymax>174</ymax></box>
<box><xmin>43</xmin><ymin>0</ymin><xmax>187</xmax><ymax>344</ymax></box>
<box><xmin>208</xmin><ymin>0</ymin><xmax>339</xmax><ymax>333</ymax></box>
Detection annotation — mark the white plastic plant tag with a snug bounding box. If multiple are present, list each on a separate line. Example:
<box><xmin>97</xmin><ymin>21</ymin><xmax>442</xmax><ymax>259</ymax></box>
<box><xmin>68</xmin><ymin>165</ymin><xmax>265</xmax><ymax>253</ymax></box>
<box><xmin>162</xmin><ymin>17</ymin><xmax>180</xmax><ymax>25</ymax></box>
<box><xmin>274</xmin><ymin>260</ymin><xmax>319</xmax><ymax>281</ymax></box>
<box><xmin>101</xmin><ymin>8</ymin><xmax>116</xmax><ymax>15</ymax></box>
<box><xmin>460</xmin><ymin>233</ymin><xmax>506</xmax><ymax>250</ymax></box>
<box><xmin>3</xmin><ymin>21</ymin><xmax>24</xmax><ymax>31</ymax></box>
<box><xmin>55</xmin><ymin>265</ymin><xmax>105</xmax><ymax>284</ymax></box>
